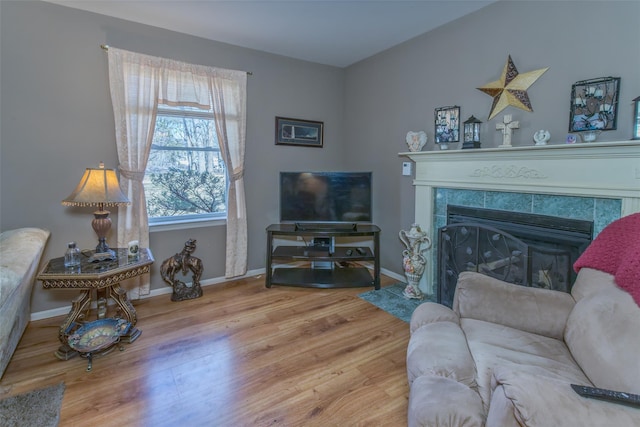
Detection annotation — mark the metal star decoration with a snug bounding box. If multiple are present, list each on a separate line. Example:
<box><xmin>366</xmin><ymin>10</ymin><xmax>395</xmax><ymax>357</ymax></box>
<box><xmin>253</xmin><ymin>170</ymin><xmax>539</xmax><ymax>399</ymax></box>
<box><xmin>477</xmin><ymin>55</ymin><xmax>548</xmax><ymax>120</ymax></box>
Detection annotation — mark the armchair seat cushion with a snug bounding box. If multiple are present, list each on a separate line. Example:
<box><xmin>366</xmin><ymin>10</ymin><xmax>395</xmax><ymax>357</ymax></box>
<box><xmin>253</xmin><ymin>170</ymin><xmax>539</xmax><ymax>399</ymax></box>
<box><xmin>488</xmin><ymin>369</ymin><xmax>640</xmax><ymax>427</ymax></box>
<box><xmin>462</xmin><ymin>318</ymin><xmax>590</xmax><ymax>409</ymax></box>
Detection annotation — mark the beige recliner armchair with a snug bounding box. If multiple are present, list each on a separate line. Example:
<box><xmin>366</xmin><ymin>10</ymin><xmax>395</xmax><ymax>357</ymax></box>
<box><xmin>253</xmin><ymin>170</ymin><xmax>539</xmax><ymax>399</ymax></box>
<box><xmin>406</xmin><ymin>213</ymin><xmax>640</xmax><ymax>426</ymax></box>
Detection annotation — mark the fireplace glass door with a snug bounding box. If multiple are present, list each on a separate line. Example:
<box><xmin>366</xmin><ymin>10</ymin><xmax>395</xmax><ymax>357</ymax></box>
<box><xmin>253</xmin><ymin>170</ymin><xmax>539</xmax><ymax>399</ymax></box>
<box><xmin>437</xmin><ymin>206</ymin><xmax>593</xmax><ymax>308</ymax></box>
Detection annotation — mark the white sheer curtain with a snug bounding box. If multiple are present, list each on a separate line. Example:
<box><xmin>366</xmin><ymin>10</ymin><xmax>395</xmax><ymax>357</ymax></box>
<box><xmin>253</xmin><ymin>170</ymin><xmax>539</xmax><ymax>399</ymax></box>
<box><xmin>107</xmin><ymin>48</ymin><xmax>248</xmax><ymax>298</ymax></box>
<box><xmin>209</xmin><ymin>74</ymin><xmax>247</xmax><ymax>277</ymax></box>
<box><xmin>107</xmin><ymin>49</ymin><xmax>157</xmax><ymax>298</ymax></box>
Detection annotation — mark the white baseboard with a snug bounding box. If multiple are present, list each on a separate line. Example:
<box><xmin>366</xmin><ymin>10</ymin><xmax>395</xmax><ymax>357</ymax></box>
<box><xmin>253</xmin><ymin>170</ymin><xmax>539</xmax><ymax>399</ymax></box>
<box><xmin>30</xmin><ymin>267</ymin><xmax>265</xmax><ymax>321</ymax></box>
<box><xmin>382</xmin><ymin>268</ymin><xmax>404</xmax><ymax>283</ymax></box>
<box><xmin>30</xmin><ymin>267</ymin><xmax>403</xmax><ymax>321</ymax></box>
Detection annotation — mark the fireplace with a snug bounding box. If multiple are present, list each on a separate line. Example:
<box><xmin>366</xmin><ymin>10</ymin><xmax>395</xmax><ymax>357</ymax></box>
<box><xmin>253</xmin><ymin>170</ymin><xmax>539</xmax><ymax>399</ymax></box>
<box><xmin>402</xmin><ymin>140</ymin><xmax>640</xmax><ymax>299</ymax></box>
<box><xmin>437</xmin><ymin>205</ymin><xmax>593</xmax><ymax>307</ymax></box>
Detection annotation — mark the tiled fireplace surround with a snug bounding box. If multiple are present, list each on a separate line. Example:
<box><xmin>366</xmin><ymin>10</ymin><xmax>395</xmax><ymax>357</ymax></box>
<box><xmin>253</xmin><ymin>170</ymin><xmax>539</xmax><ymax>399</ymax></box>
<box><xmin>402</xmin><ymin>140</ymin><xmax>640</xmax><ymax>297</ymax></box>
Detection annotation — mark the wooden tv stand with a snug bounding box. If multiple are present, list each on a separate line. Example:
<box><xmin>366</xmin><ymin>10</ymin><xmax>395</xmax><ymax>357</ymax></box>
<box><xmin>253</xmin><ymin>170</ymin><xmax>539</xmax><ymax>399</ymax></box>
<box><xmin>265</xmin><ymin>223</ymin><xmax>380</xmax><ymax>289</ymax></box>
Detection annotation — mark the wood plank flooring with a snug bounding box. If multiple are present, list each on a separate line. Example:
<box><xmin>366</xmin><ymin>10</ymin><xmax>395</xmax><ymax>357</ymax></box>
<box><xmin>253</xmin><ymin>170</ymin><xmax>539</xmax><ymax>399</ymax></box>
<box><xmin>0</xmin><ymin>274</ymin><xmax>410</xmax><ymax>426</ymax></box>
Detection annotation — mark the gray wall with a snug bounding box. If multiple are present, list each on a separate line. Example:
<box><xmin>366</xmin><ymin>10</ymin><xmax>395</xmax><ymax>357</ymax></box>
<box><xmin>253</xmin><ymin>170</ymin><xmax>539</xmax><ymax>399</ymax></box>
<box><xmin>345</xmin><ymin>0</ymin><xmax>640</xmax><ymax>271</ymax></box>
<box><xmin>0</xmin><ymin>1</ymin><xmax>346</xmax><ymax>313</ymax></box>
<box><xmin>1</xmin><ymin>1</ymin><xmax>638</xmax><ymax>314</ymax></box>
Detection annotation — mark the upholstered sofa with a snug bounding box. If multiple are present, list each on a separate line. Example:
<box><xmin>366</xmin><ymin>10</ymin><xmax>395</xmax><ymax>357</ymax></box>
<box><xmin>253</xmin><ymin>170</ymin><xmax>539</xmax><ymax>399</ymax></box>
<box><xmin>406</xmin><ymin>266</ymin><xmax>640</xmax><ymax>426</ymax></box>
<box><xmin>0</xmin><ymin>227</ymin><xmax>50</xmax><ymax>378</ymax></box>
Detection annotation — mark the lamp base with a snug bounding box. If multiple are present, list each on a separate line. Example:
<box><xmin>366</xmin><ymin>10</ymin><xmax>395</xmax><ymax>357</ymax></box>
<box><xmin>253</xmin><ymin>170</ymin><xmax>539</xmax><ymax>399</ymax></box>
<box><xmin>91</xmin><ymin>210</ymin><xmax>116</xmax><ymax>262</ymax></box>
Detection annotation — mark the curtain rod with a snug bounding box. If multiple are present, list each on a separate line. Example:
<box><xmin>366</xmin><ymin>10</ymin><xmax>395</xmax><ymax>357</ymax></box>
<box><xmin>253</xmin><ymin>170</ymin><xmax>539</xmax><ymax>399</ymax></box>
<box><xmin>100</xmin><ymin>44</ymin><xmax>253</xmax><ymax>75</ymax></box>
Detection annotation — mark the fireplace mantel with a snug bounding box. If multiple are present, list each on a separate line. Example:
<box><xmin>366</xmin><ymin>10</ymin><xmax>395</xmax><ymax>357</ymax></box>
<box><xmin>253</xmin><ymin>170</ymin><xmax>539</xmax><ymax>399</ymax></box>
<box><xmin>401</xmin><ymin>140</ymin><xmax>640</xmax><ymax>296</ymax></box>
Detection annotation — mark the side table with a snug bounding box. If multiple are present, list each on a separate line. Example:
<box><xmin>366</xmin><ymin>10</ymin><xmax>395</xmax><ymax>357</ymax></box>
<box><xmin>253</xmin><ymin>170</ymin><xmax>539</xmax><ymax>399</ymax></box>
<box><xmin>37</xmin><ymin>248</ymin><xmax>154</xmax><ymax>360</ymax></box>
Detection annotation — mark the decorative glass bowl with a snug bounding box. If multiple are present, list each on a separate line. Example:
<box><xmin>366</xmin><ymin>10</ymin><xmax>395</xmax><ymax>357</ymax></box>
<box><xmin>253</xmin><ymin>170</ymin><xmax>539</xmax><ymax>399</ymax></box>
<box><xmin>66</xmin><ymin>318</ymin><xmax>131</xmax><ymax>371</ymax></box>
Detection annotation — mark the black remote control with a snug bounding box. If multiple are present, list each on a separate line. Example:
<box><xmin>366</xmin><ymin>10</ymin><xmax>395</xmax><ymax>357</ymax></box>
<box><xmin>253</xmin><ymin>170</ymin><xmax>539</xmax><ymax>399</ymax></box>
<box><xmin>346</xmin><ymin>249</ymin><xmax>353</xmax><ymax>256</ymax></box>
<box><xmin>571</xmin><ymin>384</ymin><xmax>640</xmax><ymax>408</ymax></box>
<box><xmin>356</xmin><ymin>247</ymin><xmax>366</xmax><ymax>255</ymax></box>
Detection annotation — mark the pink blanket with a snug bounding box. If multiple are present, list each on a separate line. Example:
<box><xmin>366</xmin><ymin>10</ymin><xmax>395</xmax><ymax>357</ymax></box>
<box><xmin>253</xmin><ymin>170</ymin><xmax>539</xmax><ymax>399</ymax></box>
<box><xmin>574</xmin><ymin>212</ymin><xmax>640</xmax><ymax>306</ymax></box>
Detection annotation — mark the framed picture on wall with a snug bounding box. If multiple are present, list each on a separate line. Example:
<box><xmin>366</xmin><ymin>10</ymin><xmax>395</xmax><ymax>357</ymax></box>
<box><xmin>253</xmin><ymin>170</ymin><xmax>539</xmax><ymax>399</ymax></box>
<box><xmin>569</xmin><ymin>77</ymin><xmax>620</xmax><ymax>132</ymax></box>
<box><xmin>434</xmin><ymin>106</ymin><xmax>460</xmax><ymax>144</ymax></box>
<box><xmin>275</xmin><ymin>117</ymin><xmax>324</xmax><ymax>147</ymax></box>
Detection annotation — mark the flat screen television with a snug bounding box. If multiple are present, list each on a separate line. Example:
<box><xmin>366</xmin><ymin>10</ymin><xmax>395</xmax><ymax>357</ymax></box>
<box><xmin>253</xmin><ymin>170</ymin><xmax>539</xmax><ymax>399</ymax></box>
<box><xmin>279</xmin><ymin>171</ymin><xmax>372</xmax><ymax>225</ymax></box>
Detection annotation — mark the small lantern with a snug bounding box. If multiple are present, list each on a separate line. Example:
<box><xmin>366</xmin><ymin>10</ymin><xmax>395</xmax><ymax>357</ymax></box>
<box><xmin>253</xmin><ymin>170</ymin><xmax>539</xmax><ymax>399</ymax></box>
<box><xmin>633</xmin><ymin>96</ymin><xmax>640</xmax><ymax>140</ymax></box>
<box><xmin>462</xmin><ymin>115</ymin><xmax>482</xmax><ymax>149</ymax></box>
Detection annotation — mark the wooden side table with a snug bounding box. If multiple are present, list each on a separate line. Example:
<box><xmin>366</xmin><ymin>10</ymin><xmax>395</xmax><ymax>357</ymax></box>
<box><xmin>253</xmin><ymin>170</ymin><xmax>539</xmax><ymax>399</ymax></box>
<box><xmin>37</xmin><ymin>248</ymin><xmax>154</xmax><ymax>360</ymax></box>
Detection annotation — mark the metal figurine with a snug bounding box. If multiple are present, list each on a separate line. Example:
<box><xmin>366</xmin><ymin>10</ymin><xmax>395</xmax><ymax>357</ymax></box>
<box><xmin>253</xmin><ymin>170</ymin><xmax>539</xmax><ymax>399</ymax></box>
<box><xmin>160</xmin><ymin>239</ymin><xmax>204</xmax><ymax>302</ymax></box>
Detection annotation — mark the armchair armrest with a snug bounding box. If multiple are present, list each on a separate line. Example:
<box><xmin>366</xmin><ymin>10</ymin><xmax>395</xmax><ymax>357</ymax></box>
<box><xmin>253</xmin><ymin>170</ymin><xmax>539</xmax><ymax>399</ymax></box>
<box><xmin>409</xmin><ymin>302</ymin><xmax>459</xmax><ymax>334</ymax></box>
<box><xmin>453</xmin><ymin>272</ymin><xmax>575</xmax><ymax>340</ymax></box>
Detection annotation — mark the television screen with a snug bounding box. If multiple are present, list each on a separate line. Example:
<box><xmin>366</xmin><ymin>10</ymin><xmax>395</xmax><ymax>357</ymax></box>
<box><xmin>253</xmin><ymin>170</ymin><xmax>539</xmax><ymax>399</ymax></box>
<box><xmin>280</xmin><ymin>172</ymin><xmax>372</xmax><ymax>223</ymax></box>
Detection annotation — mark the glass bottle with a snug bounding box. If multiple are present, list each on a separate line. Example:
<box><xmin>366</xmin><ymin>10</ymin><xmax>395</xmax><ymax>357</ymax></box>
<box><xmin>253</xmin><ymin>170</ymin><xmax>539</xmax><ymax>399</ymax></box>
<box><xmin>64</xmin><ymin>242</ymin><xmax>81</xmax><ymax>268</ymax></box>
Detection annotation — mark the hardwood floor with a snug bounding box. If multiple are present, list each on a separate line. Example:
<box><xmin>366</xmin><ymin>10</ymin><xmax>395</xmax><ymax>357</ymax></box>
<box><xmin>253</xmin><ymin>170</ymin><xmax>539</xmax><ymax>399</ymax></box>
<box><xmin>0</xmin><ymin>274</ymin><xmax>410</xmax><ymax>426</ymax></box>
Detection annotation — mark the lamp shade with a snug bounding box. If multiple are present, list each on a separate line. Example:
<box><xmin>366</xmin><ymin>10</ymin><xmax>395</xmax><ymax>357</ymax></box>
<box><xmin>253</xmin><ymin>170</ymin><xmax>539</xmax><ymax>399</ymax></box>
<box><xmin>62</xmin><ymin>162</ymin><xmax>130</xmax><ymax>207</ymax></box>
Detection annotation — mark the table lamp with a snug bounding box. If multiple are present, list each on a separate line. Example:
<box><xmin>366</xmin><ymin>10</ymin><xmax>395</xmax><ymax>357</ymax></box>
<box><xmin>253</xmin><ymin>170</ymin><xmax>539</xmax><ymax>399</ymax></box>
<box><xmin>62</xmin><ymin>162</ymin><xmax>130</xmax><ymax>262</ymax></box>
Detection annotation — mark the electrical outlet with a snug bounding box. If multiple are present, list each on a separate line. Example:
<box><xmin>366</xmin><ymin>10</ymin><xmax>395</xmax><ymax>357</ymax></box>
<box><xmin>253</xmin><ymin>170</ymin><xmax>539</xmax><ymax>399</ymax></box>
<box><xmin>297</xmin><ymin>236</ymin><xmax>303</xmax><ymax>241</ymax></box>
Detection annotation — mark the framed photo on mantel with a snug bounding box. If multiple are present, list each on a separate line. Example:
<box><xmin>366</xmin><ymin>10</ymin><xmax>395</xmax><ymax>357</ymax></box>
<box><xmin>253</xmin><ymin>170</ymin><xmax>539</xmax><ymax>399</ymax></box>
<box><xmin>275</xmin><ymin>117</ymin><xmax>324</xmax><ymax>147</ymax></box>
<box><xmin>434</xmin><ymin>106</ymin><xmax>460</xmax><ymax>144</ymax></box>
<box><xmin>569</xmin><ymin>77</ymin><xmax>620</xmax><ymax>132</ymax></box>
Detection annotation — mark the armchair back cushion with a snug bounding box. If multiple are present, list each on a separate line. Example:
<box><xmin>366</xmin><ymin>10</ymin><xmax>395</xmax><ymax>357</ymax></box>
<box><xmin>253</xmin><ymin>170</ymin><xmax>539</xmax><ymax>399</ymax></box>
<box><xmin>453</xmin><ymin>272</ymin><xmax>575</xmax><ymax>340</ymax></box>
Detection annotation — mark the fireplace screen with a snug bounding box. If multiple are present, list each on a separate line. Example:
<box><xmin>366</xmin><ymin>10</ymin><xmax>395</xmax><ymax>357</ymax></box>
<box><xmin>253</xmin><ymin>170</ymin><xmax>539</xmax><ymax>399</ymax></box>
<box><xmin>437</xmin><ymin>206</ymin><xmax>593</xmax><ymax>308</ymax></box>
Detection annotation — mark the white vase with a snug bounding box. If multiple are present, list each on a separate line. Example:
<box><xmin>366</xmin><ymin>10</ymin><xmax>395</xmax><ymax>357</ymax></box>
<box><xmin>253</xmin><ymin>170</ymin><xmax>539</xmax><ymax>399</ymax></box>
<box><xmin>399</xmin><ymin>224</ymin><xmax>432</xmax><ymax>299</ymax></box>
<box><xmin>402</xmin><ymin>250</ymin><xmax>427</xmax><ymax>299</ymax></box>
<box><xmin>399</xmin><ymin>223</ymin><xmax>431</xmax><ymax>253</ymax></box>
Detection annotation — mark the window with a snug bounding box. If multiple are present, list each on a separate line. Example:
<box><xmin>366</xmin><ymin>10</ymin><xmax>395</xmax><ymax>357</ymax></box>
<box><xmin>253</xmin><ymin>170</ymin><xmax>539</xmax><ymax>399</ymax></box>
<box><xmin>144</xmin><ymin>104</ymin><xmax>227</xmax><ymax>224</ymax></box>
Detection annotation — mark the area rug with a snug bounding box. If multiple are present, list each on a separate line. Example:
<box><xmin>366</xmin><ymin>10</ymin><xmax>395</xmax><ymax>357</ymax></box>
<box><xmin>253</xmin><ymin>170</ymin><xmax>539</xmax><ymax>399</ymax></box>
<box><xmin>0</xmin><ymin>382</ymin><xmax>65</xmax><ymax>427</ymax></box>
<box><xmin>359</xmin><ymin>282</ymin><xmax>426</xmax><ymax>323</ymax></box>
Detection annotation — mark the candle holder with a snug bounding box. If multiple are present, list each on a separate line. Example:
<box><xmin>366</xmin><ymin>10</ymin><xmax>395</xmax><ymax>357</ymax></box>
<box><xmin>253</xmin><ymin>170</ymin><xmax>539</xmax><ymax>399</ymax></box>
<box><xmin>462</xmin><ymin>115</ymin><xmax>482</xmax><ymax>149</ymax></box>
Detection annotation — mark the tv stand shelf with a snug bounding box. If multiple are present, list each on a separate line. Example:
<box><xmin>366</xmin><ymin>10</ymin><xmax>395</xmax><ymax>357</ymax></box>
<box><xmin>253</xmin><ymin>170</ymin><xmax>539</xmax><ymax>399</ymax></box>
<box><xmin>266</xmin><ymin>223</ymin><xmax>380</xmax><ymax>289</ymax></box>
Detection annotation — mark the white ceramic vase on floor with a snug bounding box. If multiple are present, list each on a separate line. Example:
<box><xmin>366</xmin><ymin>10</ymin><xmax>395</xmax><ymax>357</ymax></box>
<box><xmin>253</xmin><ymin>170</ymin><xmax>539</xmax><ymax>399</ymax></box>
<box><xmin>399</xmin><ymin>224</ymin><xmax>431</xmax><ymax>299</ymax></box>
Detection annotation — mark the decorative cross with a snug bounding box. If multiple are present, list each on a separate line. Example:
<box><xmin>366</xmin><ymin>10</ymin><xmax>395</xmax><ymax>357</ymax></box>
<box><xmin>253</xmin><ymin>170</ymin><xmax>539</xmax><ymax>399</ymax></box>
<box><xmin>496</xmin><ymin>114</ymin><xmax>519</xmax><ymax>147</ymax></box>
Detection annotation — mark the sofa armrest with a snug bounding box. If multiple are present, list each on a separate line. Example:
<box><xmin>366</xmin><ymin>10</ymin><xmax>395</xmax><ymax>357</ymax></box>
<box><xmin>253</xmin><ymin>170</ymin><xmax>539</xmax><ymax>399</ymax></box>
<box><xmin>0</xmin><ymin>227</ymin><xmax>50</xmax><ymax>379</ymax></box>
<box><xmin>487</xmin><ymin>369</ymin><xmax>640</xmax><ymax>427</ymax></box>
<box><xmin>0</xmin><ymin>227</ymin><xmax>51</xmax><ymax>307</ymax></box>
<box><xmin>453</xmin><ymin>272</ymin><xmax>575</xmax><ymax>340</ymax></box>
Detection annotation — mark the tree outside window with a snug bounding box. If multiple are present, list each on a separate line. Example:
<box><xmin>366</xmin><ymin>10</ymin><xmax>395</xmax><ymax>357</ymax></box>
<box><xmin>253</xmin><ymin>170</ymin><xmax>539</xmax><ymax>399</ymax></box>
<box><xmin>144</xmin><ymin>105</ymin><xmax>227</xmax><ymax>223</ymax></box>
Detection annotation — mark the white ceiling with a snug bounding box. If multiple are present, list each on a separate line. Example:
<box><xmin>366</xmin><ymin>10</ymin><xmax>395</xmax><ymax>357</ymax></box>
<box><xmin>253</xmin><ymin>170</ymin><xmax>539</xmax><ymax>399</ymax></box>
<box><xmin>44</xmin><ymin>0</ymin><xmax>496</xmax><ymax>67</ymax></box>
